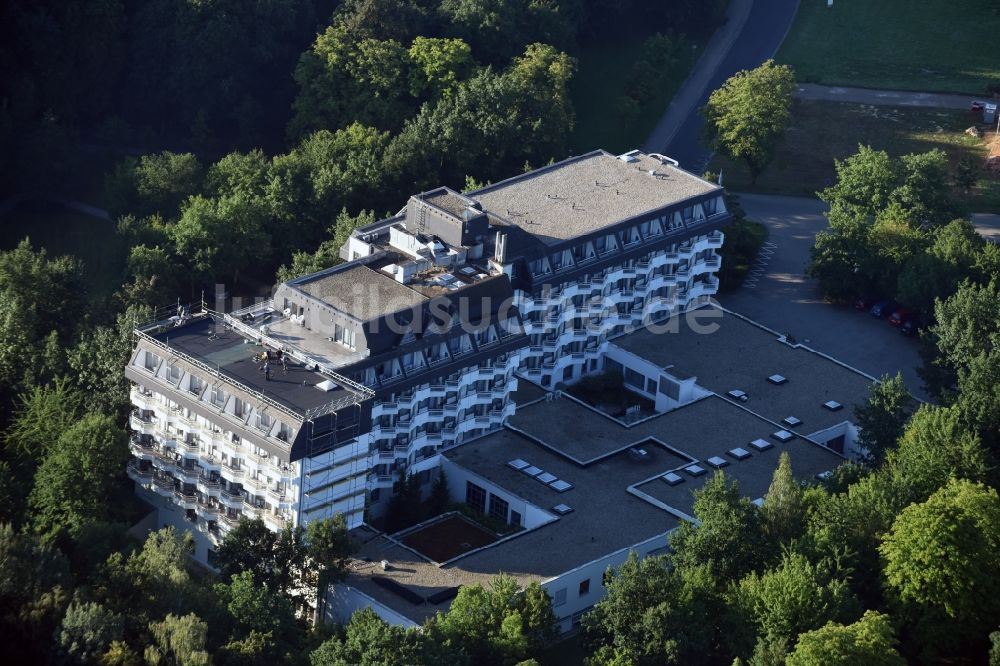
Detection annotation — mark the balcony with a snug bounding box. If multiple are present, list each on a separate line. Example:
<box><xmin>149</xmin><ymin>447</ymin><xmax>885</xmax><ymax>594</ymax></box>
<box><xmin>196</xmin><ymin>475</ymin><xmax>221</xmax><ymax>494</ymax></box>
<box><xmin>263</xmin><ymin>511</ymin><xmax>290</xmax><ymax>530</ymax></box>
<box><xmin>266</xmin><ymin>487</ymin><xmax>287</xmax><ymax>504</ymax></box>
<box><xmin>219</xmin><ymin>488</ymin><xmax>245</xmax><ymax>507</ymax></box>
<box><xmin>219</xmin><ymin>512</ymin><xmax>242</xmax><ymax>528</ymax></box>
<box><xmin>221</xmin><ymin>460</ymin><xmax>244</xmax><ymax>479</ymax></box>
<box><xmin>151</xmin><ymin>475</ymin><xmax>175</xmax><ymax>497</ymax></box>
<box><xmin>196</xmin><ymin>498</ymin><xmax>220</xmax><ymax>516</ymax></box>
<box><xmin>126</xmin><ymin>460</ymin><xmax>153</xmax><ymax>482</ymax></box>
<box><xmin>173</xmin><ymin>489</ymin><xmax>197</xmax><ymax>509</ymax></box>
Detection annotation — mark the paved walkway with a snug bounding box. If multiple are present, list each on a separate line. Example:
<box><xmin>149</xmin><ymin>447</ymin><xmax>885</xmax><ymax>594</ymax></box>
<box><xmin>642</xmin><ymin>0</ymin><xmax>754</xmax><ymax>157</ymax></box>
<box><xmin>643</xmin><ymin>0</ymin><xmax>802</xmax><ymax>173</ymax></box>
<box><xmin>795</xmin><ymin>83</ymin><xmax>979</xmax><ymax>110</ymax></box>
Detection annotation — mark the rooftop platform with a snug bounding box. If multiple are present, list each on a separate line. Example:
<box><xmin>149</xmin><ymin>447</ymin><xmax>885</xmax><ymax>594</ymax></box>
<box><xmin>611</xmin><ymin>307</ymin><xmax>875</xmax><ymax>436</ymax></box>
<box><xmin>143</xmin><ymin>315</ymin><xmax>361</xmax><ymax>415</ymax></box>
<box><xmin>469</xmin><ymin>150</ymin><xmax>720</xmax><ymax>246</ymax></box>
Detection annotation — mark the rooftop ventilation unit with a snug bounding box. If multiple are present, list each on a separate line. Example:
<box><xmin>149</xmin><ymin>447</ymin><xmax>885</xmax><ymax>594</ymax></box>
<box><xmin>629</xmin><ymin>447</ymin><xmax>650</xmax><ymax>461</ymax></box>
<box><xmin>772</xmin><ymin>430</ymin><xmax>795</xmax><ymax>443</ymax></box>
<box><xmin>507</xmin><ymin>459</ymin><xmax>529</xmax><ymax>471</ymax></box>
<box><xmin>552</xmin><ymin>504</ymin><xmax>574</xmax><ymax>515</ymax></box>
<box><xmin>684</xmin><ymin>464</ymin><xmax>707</xmax><ymax>477</ymax></box>
<box><xmin>749</xmin><ymin>438</ymin><xmax>773</xmax><ymax>451</ymax></box>
<box><xmin>315</xmin><ymin>380</ymin><xmax>339</xmax><ymax>392</ymax></box>
<box><xmin>707</xmin><ymin>456</ymin><xmax>729</xmax><ymax>469</ymax></box>
<box><xmin>728</xmin><ymin>447</ymin><xmax>752</xmax><ymax>461</ymax></box>
<box><xmin>549</xmin><ymin>479</ymin><xmax>574</xmax><ymax>492</ymax></box>
<box><xmin>782</xmin><ymin>416</ymin><xmax>803</xmax><ymax>427</ymax></box>
<box><xmin>815</xmin><ymin>470</ymin><xmax>834</xmax><ymax>481</ymax></box>
<box><xmin>662</xmin><ymin>472</ymin><xmax>684</xmax><ymax>486</ymax></box>
<box><xmin>767</xmin><ymin>374</ymin><xmax>788</xmax><ymax>385</ymax></box>
<box><xmin>536</xmin><ymin>472</ymin><xmax>557</xmax><ymax>484</ymax></box>
<box><xmin>727</xmin><ymin>389</ymin><xmax>749</xmax><ymax>402</ymax></box>
<box><xmin>823</xmin><ymin>400</ymin><xmax>843</xmax><ymax>411</ymax></box>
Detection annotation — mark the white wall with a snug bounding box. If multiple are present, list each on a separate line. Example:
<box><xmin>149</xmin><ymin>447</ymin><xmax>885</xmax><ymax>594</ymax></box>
<box><xmin>440</xmin><ymin>458</ymin><xmax>553</xmax><ymax>529</ymax></box>
<box><xmin>541</xmin><ymin>532</ymin><xmax>672</xmax><ymax>632</ymax></box>
<box><xmin>806</xmin><ymin>421</ymin><xmax>860</xmax><ymax>461</ymax></box>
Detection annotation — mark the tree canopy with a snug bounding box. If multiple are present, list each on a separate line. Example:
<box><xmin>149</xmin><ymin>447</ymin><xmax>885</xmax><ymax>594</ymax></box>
<box><xmin>701</xmin><ymin>60</ymin><xmax>796</xmax><ymax>183</ymax></box>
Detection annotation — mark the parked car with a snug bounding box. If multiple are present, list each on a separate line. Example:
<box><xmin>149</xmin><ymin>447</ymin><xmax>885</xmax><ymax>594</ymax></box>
<box><xmin>854</xmin><ymin>295</ymin><xmax>878</xmax><ymax>312</ymax></box>
<box><xmin>870</xmin><ymin>299</ymin><xmax>898</xmax><ymax>318</ymax></box>
<box><xmin>900</xmin><ymin>317</ymin><xmax>922</xmax><ymax>337</ymax></box>
<box><xmin>888</xmin><ymin>307</ymin><xmax>913</xmax><ymax>327</ymax></box>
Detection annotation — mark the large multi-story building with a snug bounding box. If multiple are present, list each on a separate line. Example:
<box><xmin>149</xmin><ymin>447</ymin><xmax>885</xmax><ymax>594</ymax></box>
<box><xmin>124</xmin><ymin>149</ymin><xmax>731</xmax><ymax>564</ymax></box>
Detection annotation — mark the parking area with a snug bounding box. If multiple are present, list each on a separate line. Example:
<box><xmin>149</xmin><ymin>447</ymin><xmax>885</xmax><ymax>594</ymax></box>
<box><xmin>722</xmin><ymin>193</ymin><xmax>927</xmax><ymax>400</ymax></box>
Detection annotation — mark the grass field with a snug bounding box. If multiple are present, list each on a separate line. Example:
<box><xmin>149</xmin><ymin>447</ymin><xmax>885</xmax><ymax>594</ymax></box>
<box><xmin>709</xmin><ymin>100</ymin><xmax>1000</xmax><ymax>212</ymax></box>
<box><xmin>0</xmin><ymin>202</ymin><xmax>126</xmax><ymax>301</ymax></box>
<box><xmin>777</xmin><ymin>0</ymin><xmax>1000</xmax><ymax>95</ymax></box>
<box><xmin>569</xmin><ymin>36</ymin><xmax>704</xmax><ymax>154</ymax></box>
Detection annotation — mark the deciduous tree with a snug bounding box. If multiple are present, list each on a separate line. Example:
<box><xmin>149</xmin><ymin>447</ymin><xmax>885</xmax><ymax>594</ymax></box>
<box><xmin>785</xmin><ymin>611</ymin><xmax>904</xmax><ymax>666</ymax></box>
<box><xmin>702</xmin><ymin>60</ymin><xmax>796</xmax><ymax>184</ymax></box>
<box><xmin>853</xmin><ymin>373</ymin><xmax>913</xmax><ymax>466</ymax></box>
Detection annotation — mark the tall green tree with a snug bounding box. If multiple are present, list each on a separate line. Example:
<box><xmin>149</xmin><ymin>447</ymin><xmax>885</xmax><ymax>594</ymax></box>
<box><xmin>819</xmin><ymin>146</ymin><xmax>898</xmax><ymax>218</ymax></box>
<box><xmin>310</xmin><ymin>607</ymin><xmax>425</xmax><ymax>666</ymax></box>
<box><xmin>701</xmin><ymin>60</ymin><xmax>796</xmax><ymax>184</ymax></box>
<box><xmin>736</xmin><ymin>552</ymin><xmax>858</xmax><ymax>651</ymax></box>
<box><xmin>880</xmin><ymin>479</ymin><xmax>1000</xmax><ymax>660</ymax></box>
<box><xmin>55</xmin><ymin>599</ymin><xmax>125</xmax><ymax>665</ymax></box>
<box><xmin>28</xmin><ymin>413</ymin><xmax>129</xmax><ymax>539</ymax></box>
<box><xmin>853</xmin><ymin>373</ymin><xmax>913</xmax><ymax>466</ymax></box>
<box><xmin>668</xmin><ymin>472</ymin><xmax>766</xmax><ymax>582</ymax></box>
<box><xmin>431</xmin><ymin>574</ymin><xmax>557</xmax><ymax>665</ymax></box>
<box><xmin>759</xmin><ymin>452</ymin><xmax>805</xmax><ymax>545</ymax></box>
<box><xmin>145</xmin><ymin>612</ymin><xmax>210</xmax><ymax>666</ymax></box>
<box><xmin>785</xmin><ymin>611</ymin><xmax>904</xmax><ymax>666</ymax></box>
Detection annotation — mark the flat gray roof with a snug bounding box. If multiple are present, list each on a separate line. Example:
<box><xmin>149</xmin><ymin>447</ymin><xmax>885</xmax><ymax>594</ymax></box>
<box><xmin>469</xmin><ymin>150</ymin><xmax>720</xmax><ymax>246</ymax></box>
<box><xmin>346</xmin><ymin>394</ymin><xmax>844</xmax><ymax>623</ymax></box>
<box><xmin>295</xmin><ymin>265</ymin><xmax>427</xmax><ymax>322</ymax></box>
<box><xmin>611</xmin><ymin>307</ymin><xmax>875</xmax><ymax>436</ymax></box>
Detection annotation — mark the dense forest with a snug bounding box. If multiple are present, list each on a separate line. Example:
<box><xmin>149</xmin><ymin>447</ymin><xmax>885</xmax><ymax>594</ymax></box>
<box><xmin>1</xmin><ymin>1</ymin><xmax>998</xmax><ymax>664</ymax></box>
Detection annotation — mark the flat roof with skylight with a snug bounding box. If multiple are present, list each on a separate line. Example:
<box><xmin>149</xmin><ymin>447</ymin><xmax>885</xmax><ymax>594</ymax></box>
<box><xmin>610</xmin><ymin>306</ymin><xmax>875</xmax><ymax>435</ymax></box>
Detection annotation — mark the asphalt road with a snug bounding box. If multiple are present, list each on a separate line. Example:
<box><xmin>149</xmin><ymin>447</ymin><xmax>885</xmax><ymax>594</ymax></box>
<box><xmin>720</xmin><ymin>193</ymin><xmax>928</xmax><ymax>400</ymax></box>
<box><xmin>644</xmin><ymin>0</ymin><xmax>801</xmax><ymax>173</ymax></box>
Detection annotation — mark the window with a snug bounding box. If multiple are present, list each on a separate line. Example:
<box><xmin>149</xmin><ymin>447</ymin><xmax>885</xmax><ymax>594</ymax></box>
<box><xmin>144</xmin><ymin>352</ymin><xmax>160</xmax><ymax>372</ymax></box>
<box><xmin>488</xmin><ymin>494</ymin><xmax>509</xmax><ymax>522</ymax></box>
<box><xmin>168</xmin><ymin>363</ymin><xmax>182</xmax><ymax>381</ymax></box>
<box><xmin>256</xmin><ymin>411</ymin><xmax>272</xmax><ymax>432</ymax></box>
<box><xmin>211</xmin><ymin>386</ymin><xmax>226</xmax><ymax>407</ymax></box>
<box><xmin>510</xmin><ymin>510</ymin><xmax>522</xmax><ymax>527</ymax></box>
<box><xmin>552</xmin><ymin>588</ymin><xmax>567</xmax><ymax>607</ymax></box>
<box><xmin>465</xmin><ymin>481</ymin><xmax>486</xmax><ymax>514</ymax></box>
<box><xmin>624</xmin><ymin>367</ymin><xmax>644</xmax><ymax>388</ymax></box>
<box><xmin>189</xmin><ymin>376</ymin><xmax>203</xmax><ymax>396</ymax></box>
<box><xmin>578</xmin><ymin>579</ymin><xmax>590</xmax><ymax>596</ymax></box>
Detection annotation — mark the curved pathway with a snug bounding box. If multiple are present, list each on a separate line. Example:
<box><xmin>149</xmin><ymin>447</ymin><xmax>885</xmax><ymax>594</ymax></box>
<box><xmin>643</xmin><ymin>0</ymin><xmax>801</xmax><ymax>173</ymax></box>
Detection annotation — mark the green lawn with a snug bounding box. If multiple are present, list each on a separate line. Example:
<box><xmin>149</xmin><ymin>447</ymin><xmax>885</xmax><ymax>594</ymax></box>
<box><xmin>0</xmin><ymin>202</ymin><xmax>126</xmax><ymax>301</ymax></box>
<box><xmin>777</xmin><ymin>0</ymin><xmax>1000</xmax><ymax>95</ymax></box>
<box><xmin>710</xmin><ymin>100</ymin><xmax>1000</xmax><ymax>212</ymax></box>
<box><xmin>569</xmin><ymin>37</ymin><xmax>704</xmax><ymax>154</ymax></box>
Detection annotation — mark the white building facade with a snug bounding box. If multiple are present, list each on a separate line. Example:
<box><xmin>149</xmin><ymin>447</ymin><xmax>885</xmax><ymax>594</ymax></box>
<box><xmin>124</xmin><ymin>149</ymin><xmax>731</xmax><ymax>565</ymax></box>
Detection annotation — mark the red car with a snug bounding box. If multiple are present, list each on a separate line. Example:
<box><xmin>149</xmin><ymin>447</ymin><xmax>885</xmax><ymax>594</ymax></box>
<box><xmin>889</xmin><ymin>308</ymin><xmax>913</xmax><ymax>327</ymax></box>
